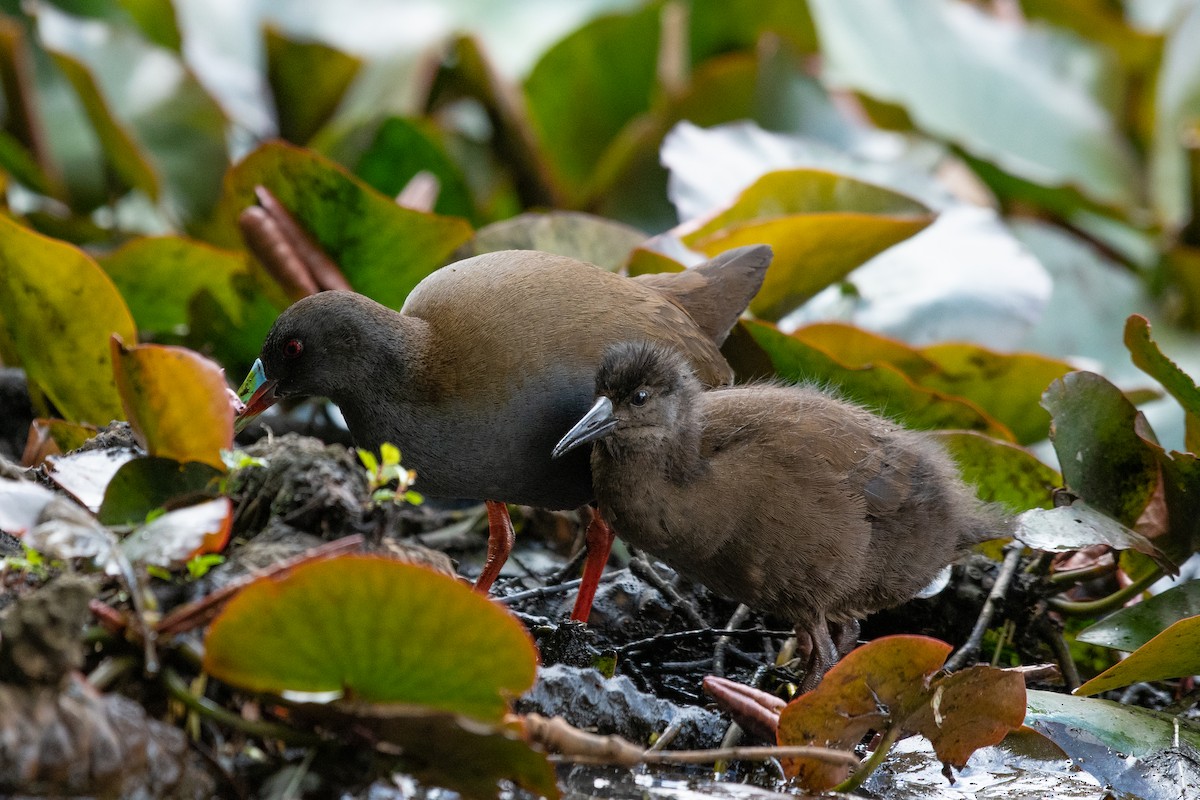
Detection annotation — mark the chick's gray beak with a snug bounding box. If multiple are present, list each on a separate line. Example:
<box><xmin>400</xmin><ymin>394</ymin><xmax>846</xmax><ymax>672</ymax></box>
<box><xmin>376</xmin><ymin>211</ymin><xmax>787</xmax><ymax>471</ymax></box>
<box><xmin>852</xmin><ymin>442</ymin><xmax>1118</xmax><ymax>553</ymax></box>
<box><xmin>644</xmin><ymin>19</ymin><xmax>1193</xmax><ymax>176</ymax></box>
<box><xmin>552</xmin><ymin>396</ymin><xmax>617</xmax><ymax>459</ymax></box>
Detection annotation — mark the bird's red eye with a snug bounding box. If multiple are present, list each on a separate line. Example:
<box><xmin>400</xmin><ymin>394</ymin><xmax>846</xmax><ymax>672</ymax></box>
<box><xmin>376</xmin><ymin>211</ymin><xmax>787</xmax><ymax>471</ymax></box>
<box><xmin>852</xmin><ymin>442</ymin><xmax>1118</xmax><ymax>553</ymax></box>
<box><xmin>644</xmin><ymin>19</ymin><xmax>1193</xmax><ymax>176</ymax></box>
<box><xmin>283</xmin><ymin>338</ymin><xmax>303</xmax><ymax>359</ymax></box>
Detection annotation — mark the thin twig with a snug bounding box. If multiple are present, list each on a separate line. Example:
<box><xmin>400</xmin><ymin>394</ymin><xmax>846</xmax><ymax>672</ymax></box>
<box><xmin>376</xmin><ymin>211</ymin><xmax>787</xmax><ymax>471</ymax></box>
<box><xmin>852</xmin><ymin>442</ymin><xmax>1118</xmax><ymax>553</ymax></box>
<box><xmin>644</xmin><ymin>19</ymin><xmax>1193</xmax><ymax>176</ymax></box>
<box><xmin>628</xmin><ymin>552</ymin><xmax>708</xmax><ymax>630</ymax></box>
<box><xmin>945</xmin><ymin>543</ymin><xmax>1023</xmax><ymax>671</ymax></box>
<box><xmin>1038</xmin><ymin>618</ymin><xmax>1081</xmax><ymax>692</ymax></box>
<box><xmin>714</xmin><ymin>604</ymin><xmax>752</xmax><ymax>678</ymax></box>
<box><xmin>162</xmin><ymin>668</ymin><xmax>321</xmax><ymax>745</ymax></box>
<box><xmin>619</xmin><ymin>627</ymin><xmax>794</xmax><ymax>654</ymax></box>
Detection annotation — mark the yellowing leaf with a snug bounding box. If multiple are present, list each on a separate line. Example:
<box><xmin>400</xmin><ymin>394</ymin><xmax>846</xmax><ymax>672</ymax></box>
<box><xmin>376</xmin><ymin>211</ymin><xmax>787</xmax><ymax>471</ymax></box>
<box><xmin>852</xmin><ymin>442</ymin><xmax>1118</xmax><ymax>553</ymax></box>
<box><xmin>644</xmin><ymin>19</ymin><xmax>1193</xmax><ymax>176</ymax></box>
<box><xmin>1076</xmin><ymin>614</ymin><xmax>1200</xmax><ymax>696</ymax></box>
<box><xmin>203</xmin><ymin>555</ymin><xmax>538</xmax><ymax>722</ymax></box>
<box><xmin>0</xmin><ymin>213</ymin><xmax>134</xmax><ymax>425</ymax></box>
<box><xmin>110</xmin><ymin>338</ymin><xmax>233</xmax><ymax>471</ymax></box>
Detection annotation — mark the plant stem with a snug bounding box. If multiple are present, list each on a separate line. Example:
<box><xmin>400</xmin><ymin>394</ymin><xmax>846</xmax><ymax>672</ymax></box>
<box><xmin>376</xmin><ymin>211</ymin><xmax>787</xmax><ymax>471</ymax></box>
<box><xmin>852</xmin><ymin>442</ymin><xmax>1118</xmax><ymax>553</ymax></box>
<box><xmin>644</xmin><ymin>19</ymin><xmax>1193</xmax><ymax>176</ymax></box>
<box><xmin>833</xmin><ymin>723</ymin><xmax>902</xmax><ymax>794</ymax></box>
<box><xmin>1048</xmin><ymin>566</ymin><xmax>1164</xmax><ymax>616</ymax></box>
<box><xmin>161</xmin><ymin>668</ymin><xmax>321</xmax><ymax>745</ymax></box>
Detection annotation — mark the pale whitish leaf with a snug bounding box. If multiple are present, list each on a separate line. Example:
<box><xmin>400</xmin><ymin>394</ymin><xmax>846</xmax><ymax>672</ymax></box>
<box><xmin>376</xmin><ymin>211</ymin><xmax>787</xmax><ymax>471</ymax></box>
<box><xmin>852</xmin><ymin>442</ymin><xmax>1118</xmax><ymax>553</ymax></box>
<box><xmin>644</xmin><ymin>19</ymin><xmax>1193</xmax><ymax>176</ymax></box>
<box><xmin>120</xmin><ymin>497</ymin><xmax>230</xmax><ymax>568</ymax></box>
<box><xmin>809</xmin><ymin>0</ymin><xmax>1139</xmax><ymax>209</ymax></box>
<box><xmin>0</xmin><ymin>480</ymin><xmax>57</xmax><ymax>536</ymax></box>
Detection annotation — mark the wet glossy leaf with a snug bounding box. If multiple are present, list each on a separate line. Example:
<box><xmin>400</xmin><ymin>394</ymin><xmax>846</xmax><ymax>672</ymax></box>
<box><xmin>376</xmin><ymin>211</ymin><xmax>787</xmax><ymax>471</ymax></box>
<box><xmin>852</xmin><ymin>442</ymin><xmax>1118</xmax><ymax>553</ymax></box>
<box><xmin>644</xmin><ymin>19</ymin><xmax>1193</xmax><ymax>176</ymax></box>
<box><xmin>207</xmin><ymin>142</ymin><xmax>473</xmax><ymax>310</ymax></box>
<box><xmin>1042</xmin><ymin>372</ymin><xmax>1159</xmax><ymax>527</ymax></box>
<box><xmin>1076</xmin><ymin>614</ymin><xmax>1200</xmax><ymax>696</ymax></box>
<box><xmin>120</xmin><ymin>496</ymin><xmax>230</xmax><ymax>568</ymax></box>
<box><xmin>1078</xmin><ymin>579</ymin><xmax>1200</xmax><ymax>653</ymax></box>
<box><xmin>110</xmin><ymin>339</ymin><xmax>233</xmax><ymax>471</ymax></box>
<box><xmin>681</xmin><ymin>170</ymin><xmax>933</xmax><ymax>320</ymax></box>
<box><xmin>455</xmin><ymin>211</ymin><xmax>645</xmax><ymax>271</ymax></box>
<box><xmin>203</xmin><ymin>555</ymin><xmax>538</xmax><ymax>721</ymax></box>
<box><xmin>0</xmin><ymin>479</ymin><xmax>57</xmax><ymax>535</ymax></box>
<box><xmin>0</xmin><ymin>213</ymin><xmax>135</xmax><ymax>425</ymax></box>
<box><xmin>523</xmin><ymin>4</ymin><xmax>660</xmax><ymax>196</ymax></box>
<box><xmin>809</xmin><ymin>0</ymin><xmax>1139</xmax><ymax>209</ymax></box>
<box><xmin>778</xmin><ymin>636</ymin><xmax>951</xmax><ymax>789</ymax></box>
<box><xmin>778</xmin><ymin>635</ymin><xmax>1024</xmax><ymax>790</ymax></box>
<box><xmin>99</xmin><ymin>236</ymin><xmax>284</xmax><ymax>370</ymax></box>
<box><xmin>48</xmin><ymin>49</ymin><xmax>159</xmax><ymax>201</ymax></box>
<box><xmin>1125</xmin><ymin>314</ymin><xmax>1200</xmax><ymax>453</ymax></box>
<box><xmin>1015</xmin><ymin>501</ymin><xmax>1170</xmax><ymax>568</ymax></box>
<box><xmin>46</xmin><ymin>447</ymin><xmax>137</xmax><ymax>512</ymax></box>
<box><xmin>931</xmin><ymin>431</ymin><xmax>1059</xmax><ymax>512</ymax></box>
<box><xmin>351</xmin><ymin>117</ymin><xmax>474</xmax><ymax>220</ymax></box>
<box><xmin>292</xmin><ymin>704</ymin><xmax>558</xmax><ymax>800</ymax></box>
<box><xmin>97</xmin><ymin>457</ymin><xmax>223</xmax><ymax>526</ymax></box>
<box><xmin>265</xmin><ymin>26</ymin><xmax>362</xmax><ymax>145</ymax></box>
<box><xmin>906</xmin><ymin>665</ymin><xmax>1028</xmax><ymax>768</ymax></box>
<box><xmin>736</xmin><ymin>320</ymin><xmax>1013</xmax><ymax>438</ymax></box>
<box><xmin>1022</xmin><ymin>690</ymin><xmax>1200</xmax><ymax>758</ymax></box>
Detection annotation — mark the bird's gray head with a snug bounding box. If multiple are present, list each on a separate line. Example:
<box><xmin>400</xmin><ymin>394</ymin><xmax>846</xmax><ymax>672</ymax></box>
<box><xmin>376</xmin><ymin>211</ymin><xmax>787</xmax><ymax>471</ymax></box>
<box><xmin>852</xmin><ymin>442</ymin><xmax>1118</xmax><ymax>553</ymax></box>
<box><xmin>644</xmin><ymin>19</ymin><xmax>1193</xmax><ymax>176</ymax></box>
<box><xmin>236</xmin><ymin>291</ymin><xmax>409</xmax><ymax>429</ymax></box>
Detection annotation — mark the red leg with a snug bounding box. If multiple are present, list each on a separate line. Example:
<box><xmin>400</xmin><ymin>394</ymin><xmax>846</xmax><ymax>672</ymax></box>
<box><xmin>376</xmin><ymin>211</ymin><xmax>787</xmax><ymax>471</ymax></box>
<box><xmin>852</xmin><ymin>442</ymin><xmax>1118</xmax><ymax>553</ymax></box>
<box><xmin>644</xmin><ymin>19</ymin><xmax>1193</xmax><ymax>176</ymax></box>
<box><xmin>570</xmin><ymin>508</ymin><xmax>616</xmax><ymax>623</ymax></box>
<box><xmin>475</xmin><ymin>500</ymin><xmax>515</xmax><ymax>593</ymax></box>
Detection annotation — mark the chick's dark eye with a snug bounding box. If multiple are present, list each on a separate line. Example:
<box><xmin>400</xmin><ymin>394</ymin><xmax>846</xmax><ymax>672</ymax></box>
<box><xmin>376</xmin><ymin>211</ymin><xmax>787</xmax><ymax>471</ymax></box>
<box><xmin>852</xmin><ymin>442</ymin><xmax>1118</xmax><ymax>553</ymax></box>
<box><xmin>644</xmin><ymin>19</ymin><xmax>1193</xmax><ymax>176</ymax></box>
<box><xmin>282</xmin><ymin>338</ymin><xmax>304</xmax><ymax>359</ymax></box>
<box><xmin>631</xmin><ymin>389</ymin><xmax>649</xmax><ymax>407</ymax></box>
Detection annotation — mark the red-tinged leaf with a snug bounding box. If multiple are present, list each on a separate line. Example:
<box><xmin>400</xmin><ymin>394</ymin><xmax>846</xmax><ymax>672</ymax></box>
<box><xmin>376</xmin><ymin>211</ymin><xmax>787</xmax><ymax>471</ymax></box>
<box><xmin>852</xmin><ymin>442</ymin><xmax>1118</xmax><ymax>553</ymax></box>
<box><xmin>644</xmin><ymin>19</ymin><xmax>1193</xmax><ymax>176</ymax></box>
<box><xmin>777</xmin><ymin>635</ymin><xmax>951</xmax><ymax>789</ymax></box>
<box><xmin>0</xmin><ymin>213</ymin><xmax>135</xmax><ymax>426</ymax></box>
<box><xmin>0</xmin><ymin>479</ymin><xmax>57</xmax><ymax>536</ymax></box>
<box><xmin>110</xmin><ymin>338</ymin><xmax>233</xmax><ymax>471</ymax></box>
<box><xmin>203</xmin><ymin>555</ymin><xmax>538</xmax><ymax>722</ymax></box>
<box><xmin>120</xmin><ymin>497</ymin><xmax>231</xmax><ymax>568</ymax></box>
<box><xmin>906</xmin><ymin>665</ymin><xmax>1027</xmax><ymax>767</ymax></box>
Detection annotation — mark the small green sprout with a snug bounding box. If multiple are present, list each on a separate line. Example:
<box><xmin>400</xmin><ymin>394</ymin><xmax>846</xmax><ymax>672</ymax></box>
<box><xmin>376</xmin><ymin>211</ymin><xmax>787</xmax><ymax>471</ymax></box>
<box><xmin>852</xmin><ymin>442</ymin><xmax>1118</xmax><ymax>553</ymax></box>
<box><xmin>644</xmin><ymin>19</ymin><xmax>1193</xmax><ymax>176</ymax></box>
<box><xmin>358</xmin><ymin>443</ymin><xmax>424</xmax><ymax>506</ymax></box>
<box><xmin>221</xmin><ymin>449</ymin><xmax>268</xmax><ymax>471</ymax></box>
<box><xmin>186</xmin><ymin>553</ymin><xmax>225</xmax><ymax>580</ymax></box>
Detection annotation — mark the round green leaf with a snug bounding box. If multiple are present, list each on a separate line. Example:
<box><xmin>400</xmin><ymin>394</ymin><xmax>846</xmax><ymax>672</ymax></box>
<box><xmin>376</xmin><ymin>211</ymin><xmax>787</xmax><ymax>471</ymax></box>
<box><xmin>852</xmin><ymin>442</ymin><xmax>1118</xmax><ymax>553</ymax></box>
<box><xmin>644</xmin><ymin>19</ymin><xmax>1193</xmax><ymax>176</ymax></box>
<box><xmin>1042</xmin><ymin>371</ymin><xmax>1159</xmax><ymax>527</ymax></box>
<box><xmin>0</xmin><ymin>213</ymin><xmax>135</xmax><ymax>425</ymax></box>
<box><xmin>203</xmin><ymin>555</ymin><xmax>538</xmax><ymax>721</ymax></box>
<box><xmin>206</xmin><ymin>142</ymin><xmax>473</xmax><ymax>310</ymax></box>
<box><xmin>265</xmin><ymin>26</ymin><xmax>362</xmax><ymax>146</ymax></box>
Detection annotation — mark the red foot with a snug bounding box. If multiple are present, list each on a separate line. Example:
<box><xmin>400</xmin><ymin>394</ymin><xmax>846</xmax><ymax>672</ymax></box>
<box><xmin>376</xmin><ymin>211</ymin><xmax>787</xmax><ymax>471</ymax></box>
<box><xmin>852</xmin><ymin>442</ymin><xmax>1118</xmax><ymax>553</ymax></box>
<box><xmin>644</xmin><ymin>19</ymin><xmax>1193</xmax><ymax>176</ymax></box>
<box><xmin>570</xmin><ymin>508</ymin><xmax>616</xmax><ymax>623</ymax></box>
<box><xmin>474</xmin><ymin>501</ymin><xmax>515</xmax><ymax>593</ymax></box>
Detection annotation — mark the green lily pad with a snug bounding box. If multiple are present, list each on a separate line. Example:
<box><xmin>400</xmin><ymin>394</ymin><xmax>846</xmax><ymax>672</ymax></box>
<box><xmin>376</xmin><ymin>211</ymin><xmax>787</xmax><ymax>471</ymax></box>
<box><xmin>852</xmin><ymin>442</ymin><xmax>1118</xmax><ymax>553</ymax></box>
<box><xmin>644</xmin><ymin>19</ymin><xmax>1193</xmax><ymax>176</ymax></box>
<box><xmin>97</xmin><ymin>456</ymin><xmax>223</xmax><ymax>526</ymax></box>
<box><xmin>1125</xmin><ymin>314</ymin><xmax>1200</xmax><ymax>454</ymax></box>
<box><xmin>931</xmin><ymin>431</ymin><xmax>1059</xmax><ymax>512</ymax></box>
<box><xmin>48</xmin><ymin>48</ymin><xmax>159</xmax><ymax>201</ymax></box>
<box><xmin>110</xmin><ymin>338</ymin><xmax>233</xmax><ymax>471</ymax></box>
<box><xmin>1026</xmin><ymin>688</ymin><xmax>1200</xmax><ymax>759</ymax></box>
<box><xmin>203</xmin><ymin>555</ymin><xmax>538</xmax><ymax>721</ymax></box>
<box><xmin>351</xmin><ymin>116</ymin><xmax>474</xmax><ymax>221</ymax></box>
<box><xmin>1042</xmin><ymin>371</ymin><xmax>1159</xmax><ymax>527</ymax></box>
<box><xmin>265</xmin><ymin>26</ymin><xmax>362</xmax><ymax>145</ymax></box>
<box><xmin>206</xmin><ymin>142</ymin><xmax>473</xmax><ymax>310</ymax></box>
<box><xmin>0</xmin><ymin>213</ymin><xmax>134</xmax><ymax>425</ymax></box>
<box><xmin>523</xmin><ymin>4</ymin><xmax>660</xmax><ymax>198</ymax></box>
<box><xmin>99</xmin><ymin>235</ymin><xmax>284</xmax><ymax>371</ymax></box>
<box><xmin>1014</xmin><ymin>501</ymin><xmax>1171</xmax><ymax>569</ymax></box>
<box><xmin>1076</xmin><ymin>614</ymin><xmax>1200</xmax><ymax>696</ymax></box>
<box><xmin>735</xmin><ymin>319</ymin><xmax>1013</xmax><ymax>438</ymax></box>
<box><xmin>1077</xmin><ymin>579</ymin><xmax>1200</xmax><ymax>653</ymax></box>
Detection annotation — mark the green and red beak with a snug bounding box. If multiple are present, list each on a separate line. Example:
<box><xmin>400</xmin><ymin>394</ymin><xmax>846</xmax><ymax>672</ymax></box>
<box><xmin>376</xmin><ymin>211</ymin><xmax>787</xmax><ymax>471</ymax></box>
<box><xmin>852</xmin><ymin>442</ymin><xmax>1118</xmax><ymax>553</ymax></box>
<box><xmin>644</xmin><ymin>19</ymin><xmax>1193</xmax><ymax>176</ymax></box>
<box><xmin>234</xmin><ymin>359</ymin><xmax>279</xmax><ymax>433</ymax></box>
